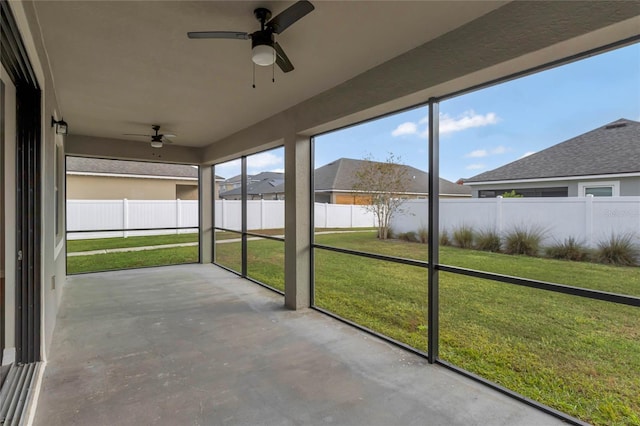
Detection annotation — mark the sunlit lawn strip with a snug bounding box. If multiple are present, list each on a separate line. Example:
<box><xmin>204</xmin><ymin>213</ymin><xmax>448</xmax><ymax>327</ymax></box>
<box><xmin>67</xmin><ymin>233</ymin><xmax>198</xmax><ymax>252</ymax></box>
<box><xmin>214</xmin><ymin>227</ymin><xmax>377</xmax><ymax>241</ymax></box>
<box><xmin>67</xmin><ymin>246</ymin><xmax>198</xmax><ymax>274</ymax></box>
<box><xmin>314</xmin><ymin>232</ymin><xmax>640</xmax><ymax>297</ymax></box>
<box><xmin>215</xmin><ymin>234</ymin><xmax>639</xmax><ymax>426</ymax></box>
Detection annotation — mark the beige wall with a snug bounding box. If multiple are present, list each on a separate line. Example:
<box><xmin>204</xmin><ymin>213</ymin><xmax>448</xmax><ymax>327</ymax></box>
<box><xmin>8</xmin><ymin>0</ymin><xmax>66</xmax><ymax>363</ymax></box>
<box><xmin>176</xmin><ymin>184</ymin><xmax>198</xmax><ymax>200</ymax></box>
<box><xmin>67</xmin><ymin>175</ymin><xmax>198</xmax><ymax>200</ymax></box>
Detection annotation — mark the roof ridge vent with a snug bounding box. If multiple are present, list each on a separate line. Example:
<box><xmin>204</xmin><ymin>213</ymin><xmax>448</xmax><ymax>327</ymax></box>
<box><xmin>605</xmin><ymin>122</ymin><xmax>627</xmax><ymax>129</ymax></box>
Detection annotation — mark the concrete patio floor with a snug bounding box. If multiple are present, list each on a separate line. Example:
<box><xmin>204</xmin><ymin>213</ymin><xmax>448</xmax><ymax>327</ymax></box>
<box><xmin>34</xmin><ymin>264</ymin><xmax>564</xmax><ymax>426</ymax></box>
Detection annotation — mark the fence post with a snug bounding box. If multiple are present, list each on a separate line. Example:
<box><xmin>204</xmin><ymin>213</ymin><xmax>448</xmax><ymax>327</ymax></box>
<box><xmin>496</xmin><ymin>196</ymin><xmax>503</xmax><ymax>235</ymax></box>
<box><xmin>350</xmin><ymin>204</ymin><xmax>354</xmax><ymax>228</ymax></box>
<box><xmin>261</xmin><ymin>199</ymin><xmax>265</xmax><ymax>230</ymax></box>
<box><xmin>123</xmin><ymin>198</ymin><xmax>129</xmax><ymax>238</ymax></box>
<box><xmin>221</xmin><ymin>198</ymin><xmax>225</xmax><ymax>229</ymax></box>
<box><xmin>176</xmin><ymin>198</ymin><xmax>182</xmax><ymax>234</ymax></box>
<box><xmin>585</xmin><ymin>194</ymin><xmax>594</xmax><ymax>248</ymax></box>
<box><xmin>324</xmin><ymin>203</ymin><xmax>328</xmax><ymax>228</ymax></box>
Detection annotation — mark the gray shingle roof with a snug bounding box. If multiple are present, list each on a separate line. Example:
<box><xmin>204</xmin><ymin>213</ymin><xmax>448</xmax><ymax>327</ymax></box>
<box><xmin>220</xmin><ymin>177</ymin><xmax>285</xmax><ymax>197</ymax></box>
<box><xmin>466</xmin><ymin>119</ymin><xmax>640</xmax><ymax>183</ymax></box>
<box><xmin>67</xmin><ymin>157</ymin><xmax>199</xmax><ymax>178</ymax></box>
<box><xmin>314</xmin><ymin>158</ymin><xmax>470</xmax><ymax>196</ymax></box>
<box><xmin>224</xmin><ymin>172</ymin><xmax>283</xmax><ymax>185</ymax></box>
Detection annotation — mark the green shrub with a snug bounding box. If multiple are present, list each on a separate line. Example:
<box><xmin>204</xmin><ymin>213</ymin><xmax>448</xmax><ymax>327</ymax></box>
<box><xmin>501</xmin><ymin>189</ymin><xmax>523</xmax><ymax>198</ymax></box>
<box><xmin>439</xmin><ymin>229</ymin><xmax>451</xmax><ymax>246</ymax></box>
<box><xmin>503</xmin><ymin>225</ymin><xmax>545</xmax><ymax>256</ymax></box>
<box><xmin>545</xmin><ymin>237</ymin><xmax>590</xmax><ymax>262</ymax></box>
<box><xmin>417</xmin><ymin>226</ymin><xmax>429</xmax><ymax>244</ymax></box>
<box><xmin>453</xmin><ymin>225</ymin><xmax>475</xmax><ymax>249</ymax></box>
<box><xmin>594</xmin><ymin>234</ymin><xmax>639</xmax><ymax>266</ymax></box>
<box><xmin>475</xmin><ymin>229</ymin><xmax>501</xmax><ymax>252</ymax></box>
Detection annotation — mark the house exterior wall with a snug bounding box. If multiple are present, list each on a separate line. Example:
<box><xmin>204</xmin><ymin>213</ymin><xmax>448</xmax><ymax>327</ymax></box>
<box><xmin>176</xmin><ymin>184</ymin><xmax>198</xmax><ymax>200</ymax></box>
<box><xmin>220</xmin><ymin>193</ymin><xmax>283</xmax><ymax>201</ymax></box>
<box><xmin>621</xmin><ymin>177</ymin><xmax>640</xmax><ymax>196</ymax></box>
<box><xmin>327</xmin><ymin>192</ymin><xmax>461</xmax><ymax>204</ymax></box>
<box><xmin>67</xmin><ymin>175</ymin><xmax>198</xmax><ymax>200</ymax></box>
<box><xmin>469</xmin><ymin>176</ymin><xmax>640</xmax><ymax>197</ymax></box>
<box><xmin>6</xmin><ymin>0</ymin><xmax>67</xmax><ymax>363</ymax></box>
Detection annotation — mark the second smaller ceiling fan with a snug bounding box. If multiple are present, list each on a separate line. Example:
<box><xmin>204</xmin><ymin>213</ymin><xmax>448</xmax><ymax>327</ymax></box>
<box><xmin>124</xmin><ymin>125</ymin><xmax>176</xmax><ymax>149</ymax></box>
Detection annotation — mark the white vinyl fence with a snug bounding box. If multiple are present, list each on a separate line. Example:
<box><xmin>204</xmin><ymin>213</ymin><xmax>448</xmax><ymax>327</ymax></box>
<box><xmin>67</xmin><ymin>199</ymin><xmax>199</xmax><ymax>240</ymax></box>
<box><xmin>68</xmin><ymin>199</ymin><xmax>377</xmax><ymax>240</ymax></box>
<box><xmin>390</xmin><ymin>197</ymin><xmax>640</xmax><ymax>248</ymax></box>
<box><xmin>68</xmin><ymin>197</ymin><xmax>640</xmax><ymax>247</ymax></box>
<box><xmin>213</xmin><ymin>200</ymin><xmax>377</xmax><ymax>231</ymax></box>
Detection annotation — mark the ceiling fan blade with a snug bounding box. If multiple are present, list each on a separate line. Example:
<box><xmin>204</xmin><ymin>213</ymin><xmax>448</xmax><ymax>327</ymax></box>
<box><xmin>187</xmin><ymin>31</ymin><xmax>250</xmax><ymax>40</ymax></box>
<box><xmin>162</xmin><ymin>133</ymin><xmax>176</xmax><ymax>138</ymax></box>
<box><xmin>123</xmin><ymin>133</ymin><xmax>152</xmax><ymax>137</ymax></box>
<box><xmin>161</xmin><ymin>138</ymin><xmax>173</xmax><ymax>144</ymax></box>
<box><xmin>267</xmin><ymin>0</ymin><xmax>314</xmax><ymax>34</ymax></box>
<box><xmin>273</xmin><ymin>42</ymin><xmax>294</xmax><ymax>73</ymax></box>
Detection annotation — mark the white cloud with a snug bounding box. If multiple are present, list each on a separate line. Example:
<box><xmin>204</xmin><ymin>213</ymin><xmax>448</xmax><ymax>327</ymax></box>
<box><xmin>269</xmin><ymin>168</ymin><xmax>285</xmax><ymax>173</ymax></box>
<box><xmin>391</xmin><ymin>122</ymin><xmax>418</xmax><ymax>137</ymax></box>
<box><xmin>491</xmin><ymin>145</ymin><xmax>508</xmax><ymax>155</ymax></box>
<box><xmin>247</xmin><ymin>152</ymin><xmax>283</xmax><ymax>169</ymax></box>
<box><xmin>466</xmin><ymin>164</ymin><xmax>486</xmax><ymax>170</ymax></box>
<box><xmin>465</xmin><ymin>145</ymin><xmax>509</xmax><ymax>159</ymax></box>
<box><xmin>440</xmin><ymin>110</ymin><xmax>500</xmax><ymax>135</ymax></box>
<box><xmin>519</xmin><ymin>151</ymin><xmax>536</xmax><ymax>159</ymax></box>
<box><xmin>393</xmin><ymin>110</ymin><xmax>500</xmax><ymax>139</ymax></box>
<box><xmin>214</xmin><ymin>153</ymin><xmax>284</xmax><ymax>177</ymax></box>
<box><xmin>215</xmin><ymin>159</ymin><xmax>241</xmax><ymax>170</ymax></box>
<box><xmin>466</xmin><ymin>149</ymin><xmax>488</xmax><ymax>158</ymax></box>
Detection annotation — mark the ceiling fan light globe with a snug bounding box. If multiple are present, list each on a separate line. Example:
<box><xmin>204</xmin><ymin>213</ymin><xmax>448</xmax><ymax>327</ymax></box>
<box><xmin>252</xmin><ymin>45</ymin><xmax>276</xmax><ymax>66</ymax></box>
<box><xmin>150</xmin><ymin>141</ymin><xmax>163</xmax><ymax>149</ymax></box>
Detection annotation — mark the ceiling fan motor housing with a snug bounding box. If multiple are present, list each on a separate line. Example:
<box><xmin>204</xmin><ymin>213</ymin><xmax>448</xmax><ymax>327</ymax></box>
<box><xmin>251</xmin><ymin>31</ymin><xmax>275</xmax><ymax>66</ymax></box>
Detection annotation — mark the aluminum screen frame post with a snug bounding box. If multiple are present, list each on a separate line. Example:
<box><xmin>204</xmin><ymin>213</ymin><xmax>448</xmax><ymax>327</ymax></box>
<box><xmin>427</xmin><ymin>98</ymin><xmax>440</xmax><ymax>364</ymax></box>
<box><xmin>241</xmin><ymin>156</ymin><xmax>248</xmax><ymax>277</ymax></box>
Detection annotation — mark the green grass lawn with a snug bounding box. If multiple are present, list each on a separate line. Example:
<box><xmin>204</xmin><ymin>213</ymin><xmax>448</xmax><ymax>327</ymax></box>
<box><xmin>67</xmin><ymin>246</ymin><xmax>198</xmax><ymax>273</ymax></box>
<box><xmin>67</xmin><ymin>233</ymin><xmax>198</xmax><ymax>252</ymax></box>
<box><xmin>214</xmin><ymin>232</ymin><xmax>640</xmax><ymax>426</ymax></box>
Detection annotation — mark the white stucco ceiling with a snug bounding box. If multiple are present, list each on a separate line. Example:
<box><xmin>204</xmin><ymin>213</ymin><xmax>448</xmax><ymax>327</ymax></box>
<box><xmin>33</xmin><ymin>1</ymin><xmax>508</xmax><ymax>148</ymax></box>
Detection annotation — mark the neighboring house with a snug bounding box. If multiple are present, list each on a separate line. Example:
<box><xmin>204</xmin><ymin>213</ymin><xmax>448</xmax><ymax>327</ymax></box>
<box><xmin>67</xmin><ymin>157</ymin><xmax>221</xmax><ymax>200</ymax></box>
<box><xmin>464</xmin><ymin>119</ymin><xmax>640</xmax><ymax>197</ymax></box>
<box><xmin>314</xmin><ymin>158</ymin><xmax>471</xmax><ymax>204</ymax></box>
<box><xmin>219</xmin><ymin>172</ymin><xmax>285</xmax><ymax>200</ymax></box>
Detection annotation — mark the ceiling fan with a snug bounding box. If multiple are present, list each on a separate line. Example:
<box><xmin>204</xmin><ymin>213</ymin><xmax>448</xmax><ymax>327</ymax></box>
<box><xmin>124</xmin><ymin>125</ymin><xmax>176</xmax><ymax>148</ymax></box>
<box><xmin>187</xmin><ymin>0</ymin><xmax>314</xmax><ymax>74</ymax></box>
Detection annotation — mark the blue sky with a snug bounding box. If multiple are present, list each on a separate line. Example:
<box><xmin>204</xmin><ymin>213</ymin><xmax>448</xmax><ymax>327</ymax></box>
<box><xmin>216</xmin><ymin>43</ymin><xmax>639</xmax><ymax>182</ymax></box>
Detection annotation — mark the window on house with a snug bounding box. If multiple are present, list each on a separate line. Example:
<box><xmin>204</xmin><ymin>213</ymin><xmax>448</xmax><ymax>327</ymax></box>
<box><xmin>478</xmin><ymin>187</ymin><xmax>568</xmax><ymax>198</ymax></box>
<box><xmin>579</xmin><ymin>181</ymin><xmax>619</xmax><ymax>197</ymax></box>
<box><xmin>585</xmin><ymin>186</ymin><xmax>613</xmax><ymax>197</ymax></box>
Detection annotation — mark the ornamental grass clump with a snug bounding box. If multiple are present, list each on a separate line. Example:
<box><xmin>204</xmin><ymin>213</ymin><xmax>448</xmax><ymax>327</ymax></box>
<box><xmin>398</xmin><ymin>231</ymin><xmax>419</xmax><ymax>243</ymax></box>
<box><xmin>594</xmin><ymin>234</ymin><xmax>639</xmax><ymax>266</ymax></box>
<box><xmin>503</xmin><ymin>225</ymin><xmax>545</xmax><ymax>256</ymax></box>
<box><xmin>475</xmin><ymin>229</ymin><xmax>502</xmax><ymax>253</ymax></box>
<box><xmin>439</xmin><ymin>229</ymin><xmax>452</xmax><ymax>246</ymax></box>
<box><xmin>453</xmin><ymin>225</ymin><xmax>475</xmax><ymax>249</ymax></box>
<box><xmin>545</xmin><ymin>237</ymin><xmax>590</xmax><ymax>262</ymax></box>
<box><xmin>417</xmin><ymin>226</ymin><xmax>429</xmax><ymax>244</ymax></box>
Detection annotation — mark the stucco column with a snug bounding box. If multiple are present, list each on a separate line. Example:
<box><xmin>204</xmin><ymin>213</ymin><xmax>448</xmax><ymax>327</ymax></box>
<box><xmin>199</xmin><ymin>165</ymin><xmax>213</xmax><ymax>264</ymax></box>
<box><xmin>284</xmin><ymin>134</ymin><xmax>311</xmax><ymax>310</ymax></box>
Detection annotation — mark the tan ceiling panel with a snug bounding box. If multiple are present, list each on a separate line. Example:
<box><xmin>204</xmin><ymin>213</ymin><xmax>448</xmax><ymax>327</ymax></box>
<box><xmin>34</xmin><ymin>1</ymin><xmax>506</xmax><ymax>147</ymax></box>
